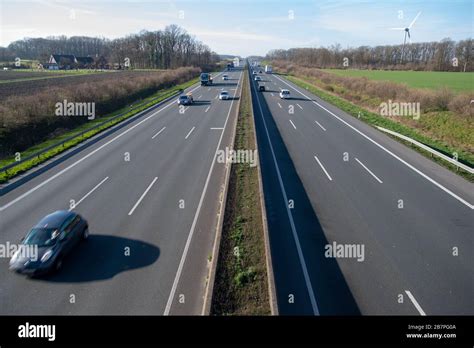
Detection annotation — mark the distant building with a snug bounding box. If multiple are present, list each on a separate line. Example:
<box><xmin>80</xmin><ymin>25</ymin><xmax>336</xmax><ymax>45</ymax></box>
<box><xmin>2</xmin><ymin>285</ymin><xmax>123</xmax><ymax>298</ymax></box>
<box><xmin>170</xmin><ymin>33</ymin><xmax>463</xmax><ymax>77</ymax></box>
<box><xmin>47</xmin><ymin>54</ymin><xmax>76</xmax><ymax>70</ymax></box>
<box><xmin>75</xmin><ymin>56</ymin><xmax>94</xmax><ymax>68</ymax></box>
<box><xmin>45</xmin><ymin>54</ymin><xmax>108</xmax><ymax>70</ymax></box>
<box><xmin>94</xmin><ymin>55</ymin><xmax>109</xmax><ymax>69</ymax></box>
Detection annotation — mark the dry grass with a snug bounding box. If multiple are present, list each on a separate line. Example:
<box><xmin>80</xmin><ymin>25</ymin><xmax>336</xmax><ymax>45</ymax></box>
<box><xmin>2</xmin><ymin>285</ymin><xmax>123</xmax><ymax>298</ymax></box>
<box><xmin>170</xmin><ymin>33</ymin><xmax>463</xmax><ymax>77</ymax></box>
<box><xmin>274</xmin><ymin>61</ymin><xmax>472</xmax><ymax>117</ymax></box>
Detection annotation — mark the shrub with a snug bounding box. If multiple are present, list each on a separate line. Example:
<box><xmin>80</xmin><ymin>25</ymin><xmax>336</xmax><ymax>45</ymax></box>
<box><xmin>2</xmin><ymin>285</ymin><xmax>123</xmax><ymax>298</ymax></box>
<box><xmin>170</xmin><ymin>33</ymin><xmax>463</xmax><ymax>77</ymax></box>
<box><xmin>234</xmin><ymin>267</ymin><xmax>257</xmax><ymax>287</ymax></box>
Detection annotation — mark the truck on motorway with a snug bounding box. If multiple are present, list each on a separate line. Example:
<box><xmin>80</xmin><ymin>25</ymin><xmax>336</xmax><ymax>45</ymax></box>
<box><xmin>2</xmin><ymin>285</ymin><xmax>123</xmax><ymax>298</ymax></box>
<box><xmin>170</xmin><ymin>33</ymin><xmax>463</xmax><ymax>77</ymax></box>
<box><xmin>265</xmin><ymin>65</ymin><xmax>272</xmax><ymax>73</ymax></box>
<box><xmin>200</xmin><ymin>72</ymin><xmax>213</xmax><ymax>86</ymax></box>
<box><xmin>227</xmin><ymin>62</ymin><xmax>234</xmax><ymax>71</ymax></box>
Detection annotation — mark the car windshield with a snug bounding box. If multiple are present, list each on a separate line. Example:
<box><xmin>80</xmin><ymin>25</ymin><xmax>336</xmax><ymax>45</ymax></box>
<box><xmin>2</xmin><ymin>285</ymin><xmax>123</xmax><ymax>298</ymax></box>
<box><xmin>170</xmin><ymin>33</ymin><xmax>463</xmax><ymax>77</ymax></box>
<box><xmin>24</xmin><ymin>228</ymin><xmax>59</xmax><ymax>247</ymax></box>
<box><xmin>179</xmin><ymin>96</ymin><xmax>188</xmax><ymax>100</ymax></box>
<box><xmin>221</xmin><ymin>92</ymin><xmax>228</xmax><ymax>95</ymax></box>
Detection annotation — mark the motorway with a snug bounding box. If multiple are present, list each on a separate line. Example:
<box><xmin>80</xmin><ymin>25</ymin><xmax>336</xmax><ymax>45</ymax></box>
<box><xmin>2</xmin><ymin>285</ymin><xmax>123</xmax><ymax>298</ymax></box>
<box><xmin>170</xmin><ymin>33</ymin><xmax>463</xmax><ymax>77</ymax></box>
<box><xmin>0</xmin><ymin>68</ymin><xmax>243</xmax><ymax>314</ymax></box>
<box><xmin>249</xmin><ymin>66</ymin><xmax>474</xmax><ymax>315</ymax></box>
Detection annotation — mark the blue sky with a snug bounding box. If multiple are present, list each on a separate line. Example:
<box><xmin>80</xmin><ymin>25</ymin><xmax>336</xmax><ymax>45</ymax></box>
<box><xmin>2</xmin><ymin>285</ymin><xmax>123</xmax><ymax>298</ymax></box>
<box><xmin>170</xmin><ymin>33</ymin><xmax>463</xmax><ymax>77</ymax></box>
<box><xmin>1</xmin><ymin>0</ymin><xmax>472</xmax><ymax>56</ymax></box>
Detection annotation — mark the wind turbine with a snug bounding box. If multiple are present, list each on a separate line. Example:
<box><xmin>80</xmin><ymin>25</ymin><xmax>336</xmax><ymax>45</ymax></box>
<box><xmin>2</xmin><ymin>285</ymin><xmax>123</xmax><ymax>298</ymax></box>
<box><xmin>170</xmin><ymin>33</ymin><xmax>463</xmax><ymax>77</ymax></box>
<box><xmin>390</xmin><ymin>11</ymin><xmax>421</xmax><ymax>63</ymax></box>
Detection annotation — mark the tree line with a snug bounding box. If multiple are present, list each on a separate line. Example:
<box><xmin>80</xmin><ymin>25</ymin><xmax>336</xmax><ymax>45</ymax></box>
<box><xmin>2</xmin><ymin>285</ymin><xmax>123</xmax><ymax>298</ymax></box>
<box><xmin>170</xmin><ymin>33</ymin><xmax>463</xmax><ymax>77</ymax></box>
<box><xmin>266</xmin><ymin>38</ymin><xmax>473</xmax><ymax>72</ymax></box>
<box><xmin>0</xmin><ymin>24</ymin><xmax>219</xmax><ymax>69</ymax></box>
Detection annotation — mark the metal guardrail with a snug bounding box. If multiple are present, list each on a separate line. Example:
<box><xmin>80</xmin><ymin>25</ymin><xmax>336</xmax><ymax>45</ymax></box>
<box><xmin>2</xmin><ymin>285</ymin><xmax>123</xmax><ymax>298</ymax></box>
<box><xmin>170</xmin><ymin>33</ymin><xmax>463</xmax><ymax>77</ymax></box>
<box><xmin>0</xmin><ymin>88</ymin><xmax>183</xmax><ymax>176</ymax></box>
<box><xmin>377</xmin><ymin>126</ymin><xmax>474</xmax><ymax>174</ymax></box>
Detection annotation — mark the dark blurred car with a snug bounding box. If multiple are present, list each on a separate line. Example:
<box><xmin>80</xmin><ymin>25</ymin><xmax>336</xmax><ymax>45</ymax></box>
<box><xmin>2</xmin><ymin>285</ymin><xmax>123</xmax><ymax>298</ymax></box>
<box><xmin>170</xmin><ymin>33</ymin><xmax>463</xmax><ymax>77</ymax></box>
<box><xmin>9</xmin><ymin>210</ymin><xmax>89</xmax><ymax>276</ymax></box>
<box><xmin>258</xmin><ymin>84</ymin><xmax>265</xmax><ymax>92</ymax></box>
<box><xmin>177</xmin><ymin>95</ymin><xmax>193</xmax><ymax>105</ymax></box>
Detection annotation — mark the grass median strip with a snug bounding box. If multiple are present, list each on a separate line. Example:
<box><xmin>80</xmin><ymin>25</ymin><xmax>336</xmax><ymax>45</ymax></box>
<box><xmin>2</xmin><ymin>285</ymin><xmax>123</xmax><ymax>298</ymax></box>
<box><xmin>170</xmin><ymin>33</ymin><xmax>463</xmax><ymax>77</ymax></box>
<box><xmin>0</xmin><ymin>77</ymin><xmax>198</xmax><ymax>184</ymax></box>
<box><xmin>285</xmin><ymin>75</ymin><xmax>474</xmax><ymax>182</ymax></box>
<box><xmin>211</xmin><ymin>69</ymin><xmax>271</xmax><ymax>315</ymax></box>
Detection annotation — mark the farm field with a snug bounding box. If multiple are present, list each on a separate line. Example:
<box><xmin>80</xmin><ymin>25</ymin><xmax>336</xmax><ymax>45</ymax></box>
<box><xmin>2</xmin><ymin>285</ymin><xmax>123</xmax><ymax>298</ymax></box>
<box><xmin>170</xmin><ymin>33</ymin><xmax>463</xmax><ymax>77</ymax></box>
<box><xmin>322</xmin><ymin>69</ymin><xmax>474</xmax><ymax>92</ymax></box>
<box><xmin>0</xmin><ymin>69</ymin><xmax>107</xmax><ymax>83</ymax></box>
<box><xmin>0</xmin><ymin>70</ymin><xmax>161</xmax><ymax>98</ymax></box>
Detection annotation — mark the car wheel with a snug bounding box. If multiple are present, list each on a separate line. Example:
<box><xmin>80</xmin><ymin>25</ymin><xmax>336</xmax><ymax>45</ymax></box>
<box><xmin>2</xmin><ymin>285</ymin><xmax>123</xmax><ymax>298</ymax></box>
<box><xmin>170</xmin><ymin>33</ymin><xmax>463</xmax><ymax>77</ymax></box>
<box><xmin>83</xmin><ymin>228</ymin><xmax>89</xmax><ymax>240</ymax></box>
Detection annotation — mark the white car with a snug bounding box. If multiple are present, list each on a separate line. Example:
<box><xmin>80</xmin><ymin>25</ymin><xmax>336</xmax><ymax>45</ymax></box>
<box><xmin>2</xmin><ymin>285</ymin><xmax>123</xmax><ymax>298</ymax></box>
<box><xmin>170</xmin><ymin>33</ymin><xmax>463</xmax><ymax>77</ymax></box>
<box><xmin>222</xmin><ymin>74</ymin><xmax>229</xmax><ymax>80</ymax></box>
<box><xmin>219</xmin><ymin>91</ymin><xmax>230</xmax><ymax>100</ymax></box>
<box><xmin>279</xmin><ymin>89</ymin><xmax>290</xmax><ymax>99</ymax></box>
<box><xmin>254</xmin><ymin>76</ymin><xmax>261</xmax><ymax>81</ymax></box>
<box><xmin>252</xmin><ymin>71</ymin><xmax>257</xmax><ymax>75</ymax></box>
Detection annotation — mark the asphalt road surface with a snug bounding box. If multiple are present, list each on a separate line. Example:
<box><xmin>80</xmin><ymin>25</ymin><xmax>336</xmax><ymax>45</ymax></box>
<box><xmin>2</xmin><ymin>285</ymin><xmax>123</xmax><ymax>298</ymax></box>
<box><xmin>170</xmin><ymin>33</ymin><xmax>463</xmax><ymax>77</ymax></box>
<box><xmin>0</xmin><ymin>68</ymin><xmax>243</xmax><ymax>315</ymax></box>
<box><xmin>249</xmin><ymin>67</ymin><xmax>473</xmax><ymax>315</ymax></box>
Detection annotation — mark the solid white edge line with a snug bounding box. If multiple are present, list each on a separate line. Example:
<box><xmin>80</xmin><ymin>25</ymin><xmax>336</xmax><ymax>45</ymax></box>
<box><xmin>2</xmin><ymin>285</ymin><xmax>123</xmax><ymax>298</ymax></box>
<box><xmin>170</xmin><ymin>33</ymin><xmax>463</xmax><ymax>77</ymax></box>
<box><xmin>289</xmin><ymin>119</ymin><xmax>297</xmax><ymax>130</ymax></box>
<box><xmin>185</xmin><ymin>126</ymin><xmax>195</xmax><ymax>139</ymax></box>
<box><xmin>68</xmin><ymin>176</ymin><xmax>109</xmax><ymax>211</ymax></box>
<box><xmin>355</xmin><ymin>158</ymin><xmax>383</xmax><ymax>183</ymax></box>
<box><xmin>314</xmin><ymin>156</ymin><xmax>333</xmax><ymax>181</ymax></box>
<box><xmin>127</xmin><ymin>177</ymin><xmax>158</xmax><ymax>216</ymax></box>
<box><xmin>405</xmin><ymin>290</ymin><xmax>427</xmax><ymax>316</ymax></box>
<box><xmin>252</xmin><ymin>70</ymin><xmax>320</xmax><ymax>315</ymax></box>
<box><xmin>273</xmin><ymin>74</ymin><xmax>474</xmax><ymax>210</ymax></box>
<box><xmin>0</xmin><ymin>73</ymin><xmax>225</xmax><ymax>211</ymax></box>
<box><xmin>164</xmin><ymin>70</ymin><xmax>243</xmax><ymax>315</ymax></box>
<box><xmin>151</xmin><ymin>126</ymin><xmax>166</xmax><ymax>139</ymax></box>
<box><xmin>315</xmin><ymin>120</ymin><xmax>326</xmax><ymax>131</ymax></box>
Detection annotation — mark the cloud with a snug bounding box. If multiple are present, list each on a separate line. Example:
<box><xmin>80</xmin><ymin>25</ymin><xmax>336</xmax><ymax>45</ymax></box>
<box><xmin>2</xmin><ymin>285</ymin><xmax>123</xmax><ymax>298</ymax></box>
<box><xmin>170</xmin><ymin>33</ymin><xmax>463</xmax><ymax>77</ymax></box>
<box><xmin>35</xmin><ymin>0</ymin><xmax>98</xmax><ymax>16</ymax></box>
<box><xmin>190</xmin><ymin>29</ymin><xmax>280</xmax><ymax>43</ymax></box>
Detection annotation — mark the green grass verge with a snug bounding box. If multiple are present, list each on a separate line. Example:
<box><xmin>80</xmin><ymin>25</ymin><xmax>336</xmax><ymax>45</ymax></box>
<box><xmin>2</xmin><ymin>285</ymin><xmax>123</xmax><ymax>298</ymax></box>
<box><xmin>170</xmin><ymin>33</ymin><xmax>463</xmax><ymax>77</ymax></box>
<box><xmin>211</xmin><ymin>68</ymin><xmax>271</xmax><ymax>315</ymax></box>
<box><xmin>322</xmin><ymin>69</ymin><xmax>474</xmax><ymax>93</ymax></box>
<box><xmin>286</xmin><ymin>75</ymin><xmax>474</xmax><ymax>182</ymax></box>
<box><xmin>0</xmin><ymin>77</ymin><xmax>199</xmax><ymax>184</ymax></box>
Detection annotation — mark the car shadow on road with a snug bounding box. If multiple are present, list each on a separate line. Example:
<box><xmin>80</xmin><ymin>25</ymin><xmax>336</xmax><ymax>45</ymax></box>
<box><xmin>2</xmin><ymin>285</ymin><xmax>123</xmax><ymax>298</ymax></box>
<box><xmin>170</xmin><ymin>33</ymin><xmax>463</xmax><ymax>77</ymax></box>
<box><xmin>288</xmin><ymin>96</ymin><xmax>318</xmax><ymax>102</ymax></box>
<box><xmin>40</xmin><ymin>234</ymin><xmax>160</xmax><ymax>283</ymax></box>
<box><xmin>250</xmin><ymin>77</ymin><xmax>360</xmax><ymax>315</ymax></box>
<box><xmin>213</xmin><ymin>82</ymin><xmax>238</xmax><ymax>87</ymax></box>
<box><xmin>193</xmin><ymin>100</ymin><xmax>211</xmax><ymax>105</ymax></box>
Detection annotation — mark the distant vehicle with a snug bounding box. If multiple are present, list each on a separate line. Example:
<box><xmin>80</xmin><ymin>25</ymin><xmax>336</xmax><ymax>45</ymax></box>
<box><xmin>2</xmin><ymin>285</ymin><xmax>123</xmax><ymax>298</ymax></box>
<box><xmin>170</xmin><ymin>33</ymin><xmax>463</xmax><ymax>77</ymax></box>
<box><xmin>265</xmin><ymin>65</ymin><xmax>273</xmax><ymax>73</ymax></box>
<box><xmin>254</xmin><ymin>76</ymin><xmax>261</xmax><ymax>81</ymax></box>
<box><xmin>258</xmin><ymin>83</ymin><xmax>265</xmax><ymax>92</ymax></box>
<box><xmin>200</xmin><ymin>72</ymin><xmax>213</xmax><ymax>86</ymax></box>
<box><xmin>259</xmin><ymin>70</ymin><xmax>263</xmax><ymax>74</ymax></box>
<box><xmin>279</xmin><ymin>89</ymin><xmax>290</xmax><ymax>99</ymax></box>
<box><xmin>9</xmin><ymin>210</ymin><xmax>89</xmax><ymax>276</ymax></box>
<box><xmin>177</xmin><ymin>94</ymin><xmax>193</xmax><ymax>105</ymax></box>
<box><xmin>227</xmin><ymin>62</ymin><xmax>234</xmax><ymax>71</ymax></box>
<box><xmin>219</xmin><ymin>91</ymin><xmax>230</xmax><ymax>100</ymax></box>
<box><xmin>3</xmin><ymin>67</ymin><xmax>8</xmax><ymax>71</ymax></box>
<box><xmin>222</xmin><ymin>74</ymin><xmax>229</xmax><ymax>80</ymax></box>
<box><xmin>252</xmin><ymin>71</ymin><xmax>257</xmax><ymax>75</ymax></box>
